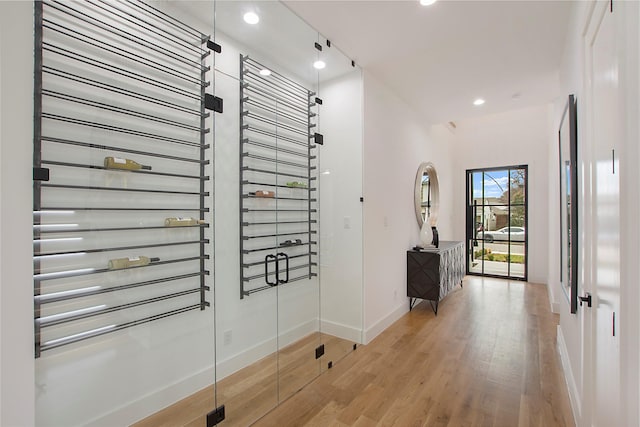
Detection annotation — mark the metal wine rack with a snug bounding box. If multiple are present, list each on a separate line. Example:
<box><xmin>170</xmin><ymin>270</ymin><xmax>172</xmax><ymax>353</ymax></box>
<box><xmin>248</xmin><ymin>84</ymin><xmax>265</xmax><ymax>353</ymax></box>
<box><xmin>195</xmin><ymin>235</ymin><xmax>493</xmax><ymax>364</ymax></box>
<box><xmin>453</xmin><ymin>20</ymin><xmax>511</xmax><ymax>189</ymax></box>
<box><xmin>239</xmin><ymin>55</ymin><xmax>320</xmax><ymax>298</ymax></box>
<box><xmin>32</xmin><ymin>0</ymin><xmax>214</xmax><ymax>356</ymax></box>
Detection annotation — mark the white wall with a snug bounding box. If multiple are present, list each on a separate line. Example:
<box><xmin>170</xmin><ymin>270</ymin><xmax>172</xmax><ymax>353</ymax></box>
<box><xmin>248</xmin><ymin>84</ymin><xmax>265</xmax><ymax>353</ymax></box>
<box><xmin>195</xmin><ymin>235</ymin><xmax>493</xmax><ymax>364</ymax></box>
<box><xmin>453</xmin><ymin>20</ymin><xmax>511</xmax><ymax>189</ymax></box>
<box><xmin>361</xmin><ymin>71</ymin><xmax>454</xmax><ymax>343</ymax></box>
<box><xmin>449</xmin><ymin>104</ymin><xmax>552</xmax><ymax>286</ymax></box>
<box><xmin>0</xmin><ymin>3</ymin><xmax>36</xmax><ymax>426</ymax></box>
<box><xmin>318</xmin><ymin>70</ymin><xmax>364</xmax><ymax>342</ymax></box>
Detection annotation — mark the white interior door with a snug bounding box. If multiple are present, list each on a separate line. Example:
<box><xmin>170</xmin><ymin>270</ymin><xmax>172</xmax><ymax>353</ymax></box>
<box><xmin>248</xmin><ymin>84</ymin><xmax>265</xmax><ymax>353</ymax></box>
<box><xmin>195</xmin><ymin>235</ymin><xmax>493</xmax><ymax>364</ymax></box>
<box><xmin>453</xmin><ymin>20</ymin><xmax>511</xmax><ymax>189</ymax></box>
<box><xmin>588</xmin><ymin>2</ymin><xmax>621</xmax><ymax>425</ymax></box>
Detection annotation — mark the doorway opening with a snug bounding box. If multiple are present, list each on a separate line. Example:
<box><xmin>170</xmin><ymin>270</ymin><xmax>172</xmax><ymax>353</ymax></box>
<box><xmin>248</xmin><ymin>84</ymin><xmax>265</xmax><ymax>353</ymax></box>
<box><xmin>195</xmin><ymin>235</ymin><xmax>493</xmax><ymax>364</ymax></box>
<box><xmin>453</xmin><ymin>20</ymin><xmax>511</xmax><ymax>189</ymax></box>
<box><xmin>466</xmin><ymin>166</ymin><xmax>528</xmax><ymax>280</ymax></box>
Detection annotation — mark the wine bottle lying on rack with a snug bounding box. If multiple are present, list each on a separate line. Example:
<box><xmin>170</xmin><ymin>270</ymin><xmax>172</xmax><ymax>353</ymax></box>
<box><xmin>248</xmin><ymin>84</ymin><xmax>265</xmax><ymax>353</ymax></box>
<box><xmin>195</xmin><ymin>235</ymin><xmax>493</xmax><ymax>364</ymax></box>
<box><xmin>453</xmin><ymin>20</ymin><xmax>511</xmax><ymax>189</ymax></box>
<box><xmin>108</xmin><ymin>256</ymin><xmax>160</xmax><ymax>270</ymax></box>
<box><xmin>104</xmin><ymin>156</ymin><xmax>152</xmax><ymax>171</ymax></box>
<box><xmin>165</xmin><ymin>217</ymin><xmax>205</xmax><ymax>226</ymax></box>
<box><xmin>250</xmin><ymin>190</ymin><xmax>275</xmax><ymax>198</ymax></box>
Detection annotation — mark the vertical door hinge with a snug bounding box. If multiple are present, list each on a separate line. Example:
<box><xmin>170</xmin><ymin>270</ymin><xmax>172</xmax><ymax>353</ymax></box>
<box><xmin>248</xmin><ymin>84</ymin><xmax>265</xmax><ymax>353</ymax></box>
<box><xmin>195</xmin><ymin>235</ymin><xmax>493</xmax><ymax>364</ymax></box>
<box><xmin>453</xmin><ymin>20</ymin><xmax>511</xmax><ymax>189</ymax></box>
<box><xmin>314</xmin><ymin>42</ymin><xmax>322</xmax><ymax>51</ymax></box>
<box><xmin>205</xmin><ymin>94</ymin><xmax>223</xmax><ymax>113</ymax></box>
<box><xmin>207</xmin><ymin>40</ymin><xmax>222</xmax><ymax>53</ymax></box>
<box><xmin>33</xmin><ymin>167</ymin><xmax>49</xmax><ymax>181</ymax></box>
<box><xmin>314</xmin><ymin>97</ymin><xmax>323</xmax><ymax>105</ymax></box>
<box><xmin>328</xmin><ymin>361</ymin><xmax>333</xmax><ymax>369</ymax></box>
<box><xmin>315</xmin><ymin>344</ymin><xmax>325</xmax><ymax>359</ymax></box>
<box><xmin>206</xmin><ymin>405</ymin><xmax>225</xmax><ymax>426</ymax></box>
<box><xmin>314</xmin><ymin>133</ymin><xmax>324</xmax><ymax>145</ymax></box>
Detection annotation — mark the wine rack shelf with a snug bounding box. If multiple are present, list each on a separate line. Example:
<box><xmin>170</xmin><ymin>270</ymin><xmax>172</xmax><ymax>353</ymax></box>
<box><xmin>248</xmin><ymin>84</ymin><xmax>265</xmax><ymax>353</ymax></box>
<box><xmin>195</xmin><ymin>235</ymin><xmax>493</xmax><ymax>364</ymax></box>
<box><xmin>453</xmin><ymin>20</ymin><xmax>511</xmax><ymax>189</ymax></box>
<box><xmin>33</xmin><ymin>0</ymin><xmax>213</xmax><ymax>356</ymax></box>
<box><xmin>239</xmin><ymin>55</ymin><xmax>320</xmax><ymax>298</ymax></box>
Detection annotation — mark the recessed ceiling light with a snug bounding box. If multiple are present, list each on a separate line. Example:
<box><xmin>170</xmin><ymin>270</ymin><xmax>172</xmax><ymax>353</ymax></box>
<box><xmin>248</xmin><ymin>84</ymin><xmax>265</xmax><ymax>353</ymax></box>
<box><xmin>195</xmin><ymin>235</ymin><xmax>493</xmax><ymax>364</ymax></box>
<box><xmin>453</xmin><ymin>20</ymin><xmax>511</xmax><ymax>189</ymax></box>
<box><xmin>313</xmin><ymin>60</ymin><xmax>326</xmax><ymax>70</ymax></box>
<box><xmin>420</xmin><ymin>0</ymin><xmax>437</xmax><ymax>5</ymax></box>
<box><xmin>473</xmin><ymin>98</ymin><xmax>485</xmax><ymax>106</ymax></box>
<box><xmin>243</xmin><ymin>12</ymin><xmax>259</xmax><ymax>25</ymax></box>
<box><xmin>259</xmin><ymin>69</ymin><xmax>272</xmax><ymax>76</ymax></box>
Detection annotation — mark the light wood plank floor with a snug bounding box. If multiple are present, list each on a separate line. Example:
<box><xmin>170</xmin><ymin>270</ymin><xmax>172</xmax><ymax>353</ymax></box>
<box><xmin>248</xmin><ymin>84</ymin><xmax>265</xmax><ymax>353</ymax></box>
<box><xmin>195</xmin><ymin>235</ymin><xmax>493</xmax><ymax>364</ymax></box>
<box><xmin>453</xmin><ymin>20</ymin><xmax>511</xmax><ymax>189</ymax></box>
<box><xmin>134</xmin><ymin>333</ymin><xmax>356</xmax><ymax>427</ymax></box>
<box><xmin>136</xmin><ymin>276</ymin><xmax>574</xmax><ymax>426</ymax></box>
<box><xmin>254</xmin><ymin>277</ymin><xmax>574</xmax><ymax>427</ymax></box>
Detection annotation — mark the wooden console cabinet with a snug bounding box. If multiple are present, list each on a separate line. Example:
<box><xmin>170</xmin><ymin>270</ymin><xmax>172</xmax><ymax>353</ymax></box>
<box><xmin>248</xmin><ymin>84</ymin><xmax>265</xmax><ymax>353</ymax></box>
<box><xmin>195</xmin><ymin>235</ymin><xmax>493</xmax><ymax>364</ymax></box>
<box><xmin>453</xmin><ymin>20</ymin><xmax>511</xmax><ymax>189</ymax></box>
<box><xmin>407</xmin><ymin>241</ymin><xmax>465</xmax><ymax>314</ymax></box>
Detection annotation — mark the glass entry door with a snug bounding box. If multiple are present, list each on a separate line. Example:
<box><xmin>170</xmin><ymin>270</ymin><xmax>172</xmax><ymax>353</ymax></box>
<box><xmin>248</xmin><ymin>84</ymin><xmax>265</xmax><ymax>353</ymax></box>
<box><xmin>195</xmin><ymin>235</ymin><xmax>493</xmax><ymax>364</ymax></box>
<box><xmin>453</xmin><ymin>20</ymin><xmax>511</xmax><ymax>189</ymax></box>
<box><xmin>466</xmin><ymin>166</ymin><xmax>528</xmax><ymax>280</ymax></box>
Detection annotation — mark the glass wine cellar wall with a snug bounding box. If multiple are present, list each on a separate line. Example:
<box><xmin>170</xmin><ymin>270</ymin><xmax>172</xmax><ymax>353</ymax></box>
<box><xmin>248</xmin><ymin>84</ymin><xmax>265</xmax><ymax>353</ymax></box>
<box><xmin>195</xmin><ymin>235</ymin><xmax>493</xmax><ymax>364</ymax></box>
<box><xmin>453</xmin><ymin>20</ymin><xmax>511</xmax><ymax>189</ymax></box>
<box><xmin>33</xmin><ymin>1</ymin><xmax>363</xmax><ymax>425</ymax></box>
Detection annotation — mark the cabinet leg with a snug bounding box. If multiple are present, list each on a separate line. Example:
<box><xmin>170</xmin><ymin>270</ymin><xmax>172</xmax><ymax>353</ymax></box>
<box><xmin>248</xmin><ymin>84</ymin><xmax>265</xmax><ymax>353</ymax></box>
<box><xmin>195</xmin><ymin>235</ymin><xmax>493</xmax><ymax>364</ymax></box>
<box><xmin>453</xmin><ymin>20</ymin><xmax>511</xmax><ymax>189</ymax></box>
<box><xmin>410</xmin><ymin>298</ymin><xmax>418</xmax><ymax>311</ymax></box>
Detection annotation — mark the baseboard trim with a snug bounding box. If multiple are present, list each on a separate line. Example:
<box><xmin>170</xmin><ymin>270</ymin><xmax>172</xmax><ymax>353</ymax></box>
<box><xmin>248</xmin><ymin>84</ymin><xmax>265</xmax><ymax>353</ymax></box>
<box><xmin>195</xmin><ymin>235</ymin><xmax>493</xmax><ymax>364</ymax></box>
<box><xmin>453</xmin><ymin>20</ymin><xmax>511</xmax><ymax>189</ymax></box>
<box><xmin>557</xmin><ymin>324</ymin><xmax>580</xmax><ymax>426</ymax></box>
<box><xmin>320</xmin><ymin>319</ymin><xmax>363</xmax><ymax>343</ymax></box>
<box><xmin>363</xmin><ymin>302</ymin><xmax>407</xmax><ymax>344</ymax></box>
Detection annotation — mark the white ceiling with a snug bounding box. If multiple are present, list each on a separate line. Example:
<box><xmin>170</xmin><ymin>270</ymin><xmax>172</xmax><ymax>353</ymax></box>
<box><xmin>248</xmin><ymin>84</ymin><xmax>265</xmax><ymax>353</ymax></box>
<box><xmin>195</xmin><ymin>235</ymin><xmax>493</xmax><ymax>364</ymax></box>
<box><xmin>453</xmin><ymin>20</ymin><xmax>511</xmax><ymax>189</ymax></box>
<box><xmin>284</xmin><ymin>0</ymin><xmax>573</xmax><ymax>125</ymax></box>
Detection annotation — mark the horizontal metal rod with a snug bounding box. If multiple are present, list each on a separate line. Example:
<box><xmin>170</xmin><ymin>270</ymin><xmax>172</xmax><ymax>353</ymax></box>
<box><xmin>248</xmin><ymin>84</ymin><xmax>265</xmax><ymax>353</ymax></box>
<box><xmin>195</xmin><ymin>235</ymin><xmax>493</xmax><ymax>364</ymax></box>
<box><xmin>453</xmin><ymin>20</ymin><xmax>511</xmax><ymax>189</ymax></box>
<box><xmin>244</xmin><ymin>111</ymin><xmax>309</xmax><ymax>137</ymax></box>
<box><xmin>39</xmin><ymin>303</ymin><xmax>205</xmax><ymax>353</ymax></box>
<box><xmin>42</xmin><ymin>160</ymin><xmax>207</xmax><ymax>180</ymax></box>
<box><xmin>35</xmin><ymin>238</ymin><xmax>207</xmax><ymax>258</ymax></box>
<box><xmin>34</xmin><ymin>255</ymin><xmax>209</xmax><ymax>281</ymax></box>
<box><xmin>243</xmin><ymin>69</ymin><xmax>309</xmax><ymax>103</ymax></box>
<box><xmin>243</xmin><ymin>153</ymin><xmax>313</xmax><ymax>170</ymax></box>
<box><xmin>243</xmin><ymin>263</ymin><xmax>317</xmax><ymax>282</ymax></box>
<box><xmin>47</xmin><ymin>0</ymin><xmax>205</xmax><ymax>71</ymax></box>
<box><xmin>242</xmin><ymin>241</ymin><xmax>317</xmax><ymax>254</ymax></box>
<box><xmin>242</xmin><ymin>220</ymin><xmax>317</xmax><ymax>226</ymax></box>
<box><xmin>42</xmin><ymin>90</ymin><xmax>204</xmax><ymax>133</ymax></box>
<box><xmin>242</xmin><ymin>273</ymin><xmax>316</xmax><ymax>296</ymax></box>
<box><xmin>43</xmin><ymin>42</ymin><xmax>202</xmax><ymax>101</ymax></box>
<box><xmin>242</xmin><ymin>166</ymin><xmax>315</xmax><ymax>180</ymax></box>
<box><xmin>42</xmin><ymin>113</ymin><xmax>203</xmax><ymax>147</ymax></box>
<box><xmin>242</xmin><ymin>252</ymin><xmax>315</xmax><ymax>268</ymax></box>
<box><xmin>39</xmin><ymin>206</ymin><xmax>208</xmax><ymax>212</ymax></box>
<box><xmin>43</xmin><ymin>18</ymin><xmax>204</xmax><ymax>87</ymax></box>
<box><xmin>92</xmin><ymin>0</ymin><xmax>204</xmax><ymax>52</ymax></box>
<box><xmin>241</xmin><ymin>80</ymin><xmax>311</xmax><ymax>113</ymax></box>
<box><xmin>36</xmin><ymin>224</ymin><xmax>208</xmax><ymax>234</ymax></box>
<box><xmin>42</xmin><ymin>136</ymin><xmax>209</xmax><ymax>164</ymax></box>
<box><xmin>243</xmin><ymin>230</ymin><xmax>317</xmax><ymax>240</ymax></box>
<box><xmin>243</xmin><ymin>139</ymin><xmax>311</xmax><ymax>159</ymax></box>
<box><xmin>43</xmin><ymin>66</ymin><xmax>204</xmax><ymax>117</ymax></box>
<box><xmin>243</xmin><ymin>98</ymin><xmax>309</xmax><ymax>126</ymax></box>
<box><xmin>243</xmin><ymin>194</ymin><xmax>317</xmax><ymax>202</ymax></box>
<box><xmin>243</xmin><ymin>180</ymin><xmax>317</xmax><ymax>191</ymax></box>
<box><xmin>243</xmin><ymin>56</ymin><xmax>311</xmax><ymax>95</ymax></box>
<box><xmin>243</xmin><ymin>85</ymin><xmax>309</xmax><ymax>116</ymax></box>
<box><xmin>123</xmin><ymin>0</ymin><xmax>206</xmax><ymax>41</ymax></box>
<box><xmin>243</xmin><ymin>125</ymin><xmax>310</xmax><ymax>148</ymax></box>
<box><xmin>243</xmin><ymin>208</ymin><xmax>317</xmax><ymax>213</ymax></box>
<box><xmin>41</xmin><ymin>183</ymin><xmax>207</xmax><ymax>197</ymax></box>
<box><xmin>38</xmin><ymin>287</ymin><xmax>205</xmax><ymax>328</ymax></box>
<box><xmin>36</xmin><ymin>272</ymin><xmax>206</xmax><ymax>304</ymax></box>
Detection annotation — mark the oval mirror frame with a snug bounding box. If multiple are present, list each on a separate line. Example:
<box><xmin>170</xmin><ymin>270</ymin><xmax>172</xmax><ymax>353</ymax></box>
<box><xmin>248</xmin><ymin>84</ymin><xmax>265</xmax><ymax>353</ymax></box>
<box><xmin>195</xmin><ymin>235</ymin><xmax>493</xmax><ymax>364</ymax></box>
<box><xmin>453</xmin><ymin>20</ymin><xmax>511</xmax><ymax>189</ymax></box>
<box><xmin>414</xmin><ymin>162</ymin><xmax>440</xmax><ymax>228</ymax></box>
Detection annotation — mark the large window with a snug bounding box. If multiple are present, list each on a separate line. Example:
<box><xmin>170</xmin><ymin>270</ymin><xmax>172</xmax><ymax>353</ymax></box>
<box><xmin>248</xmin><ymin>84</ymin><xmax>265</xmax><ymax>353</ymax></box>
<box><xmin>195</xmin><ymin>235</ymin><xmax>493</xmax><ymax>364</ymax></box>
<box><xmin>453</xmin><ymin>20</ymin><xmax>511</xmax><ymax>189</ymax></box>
<box><xmin>466</xmin><ymin>166</ymin><xmax>528</xmax><ymax>280</ymax></box>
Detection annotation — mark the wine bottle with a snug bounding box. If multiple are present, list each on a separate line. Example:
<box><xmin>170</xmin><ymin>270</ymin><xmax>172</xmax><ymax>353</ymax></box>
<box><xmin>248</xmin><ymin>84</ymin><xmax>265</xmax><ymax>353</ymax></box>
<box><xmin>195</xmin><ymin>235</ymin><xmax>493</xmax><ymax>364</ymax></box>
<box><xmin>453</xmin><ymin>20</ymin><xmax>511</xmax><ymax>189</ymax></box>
<box><xmin>104</xmin><ymin>156</ymin><xmax>152</xmax><ymax>171</ymax></box>
<box><xmin>253</xmin><ymin>190</ymin><xmax>275</xmax><ymax>198</ymax></box>
<box><xmin>164</xmin><ymin>217</ymin><xmax>205</xmax><ymax>227</ymax></box>
<box><xmin>108</xmin><ymin>256</ymin><xmax>160</xmax><ymax>270</ymax></box>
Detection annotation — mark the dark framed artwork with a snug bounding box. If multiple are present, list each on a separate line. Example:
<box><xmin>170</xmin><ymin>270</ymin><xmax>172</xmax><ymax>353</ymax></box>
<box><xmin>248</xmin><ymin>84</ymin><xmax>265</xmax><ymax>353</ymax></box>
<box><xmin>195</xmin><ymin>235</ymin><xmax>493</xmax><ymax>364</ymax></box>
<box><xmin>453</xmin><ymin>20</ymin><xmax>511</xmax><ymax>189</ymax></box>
<box><xmin>558</xmin><ymin>94</ymin><xmax>578</xmax><ymax>313</ymax></box>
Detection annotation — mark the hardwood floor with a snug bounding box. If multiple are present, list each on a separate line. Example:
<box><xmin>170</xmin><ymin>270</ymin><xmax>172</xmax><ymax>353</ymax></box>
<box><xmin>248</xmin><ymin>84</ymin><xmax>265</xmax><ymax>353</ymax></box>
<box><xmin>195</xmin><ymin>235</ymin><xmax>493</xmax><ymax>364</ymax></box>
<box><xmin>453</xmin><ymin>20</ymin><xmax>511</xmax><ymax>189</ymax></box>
<box><xmin>135</xmin><ymin>277</ymin><xmax>574</xmax><ymax>426</ymax></box>
<box><xmin>133</xmin><ymin>333</ymin><xmax>356</xmax><ymax>427</ymax></box>
<box><xmin>254</xmin><ymin>277</ymin><xmax>574</xmax><ymax>427</ymax></box>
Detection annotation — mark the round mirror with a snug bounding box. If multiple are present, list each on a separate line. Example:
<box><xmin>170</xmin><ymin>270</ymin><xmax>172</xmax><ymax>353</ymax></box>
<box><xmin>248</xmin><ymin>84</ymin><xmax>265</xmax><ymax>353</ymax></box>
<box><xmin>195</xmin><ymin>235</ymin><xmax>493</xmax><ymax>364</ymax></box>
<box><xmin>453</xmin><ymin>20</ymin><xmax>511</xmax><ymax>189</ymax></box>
<box><xmin>414</xmin><ymin>162</ymin><xmax>439</xmax><ymax>228</ymax></box>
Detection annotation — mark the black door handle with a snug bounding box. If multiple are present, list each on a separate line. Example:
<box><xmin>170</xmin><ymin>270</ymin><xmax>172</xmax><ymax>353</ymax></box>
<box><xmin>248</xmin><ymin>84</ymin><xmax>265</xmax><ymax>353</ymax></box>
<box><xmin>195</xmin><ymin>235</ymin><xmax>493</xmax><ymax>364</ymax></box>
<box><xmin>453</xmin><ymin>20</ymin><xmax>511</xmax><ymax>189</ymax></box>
<box><xmin>264</xmin><ymin>254</ymin><xmax>277</xmax><ymax>286</ymax></box>
<box><xmin>578</xmin><ymin>292</ymin><xmax>592</xmax><ymax>308</ymax></box>
<box><xmin>277</xmin><ymin>252</ymin><xmax>289</xmax><ymax>284</ymax></box>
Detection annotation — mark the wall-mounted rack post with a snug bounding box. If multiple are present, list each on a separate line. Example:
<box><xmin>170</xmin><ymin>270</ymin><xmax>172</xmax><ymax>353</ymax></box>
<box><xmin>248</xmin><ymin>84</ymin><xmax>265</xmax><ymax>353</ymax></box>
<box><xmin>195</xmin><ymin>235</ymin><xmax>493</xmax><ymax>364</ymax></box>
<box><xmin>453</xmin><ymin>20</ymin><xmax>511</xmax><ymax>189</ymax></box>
<box><xmin>239</xmin><ymin>55</ymin><xmax>319</xmax><ymax>298</ymax></box>
<box><xmin>33</xmin><ymin>0</ymin><xmax>213</xmax><ymax>356</ymax></box>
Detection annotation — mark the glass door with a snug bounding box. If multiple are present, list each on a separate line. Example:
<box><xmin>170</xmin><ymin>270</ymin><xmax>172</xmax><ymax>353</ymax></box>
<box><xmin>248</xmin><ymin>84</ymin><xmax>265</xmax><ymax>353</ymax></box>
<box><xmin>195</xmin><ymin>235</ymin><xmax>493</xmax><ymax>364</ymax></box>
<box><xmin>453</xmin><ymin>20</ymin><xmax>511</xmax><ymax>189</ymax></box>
<box><xmin>33</xmin><ymin>1</ymin><xmax>217</xmax><ymax>425</ymax></box>
<box><xmin>466</xmin><ymin>166</ymin><xmax>528</xmax><ymax>280</ymax></box>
